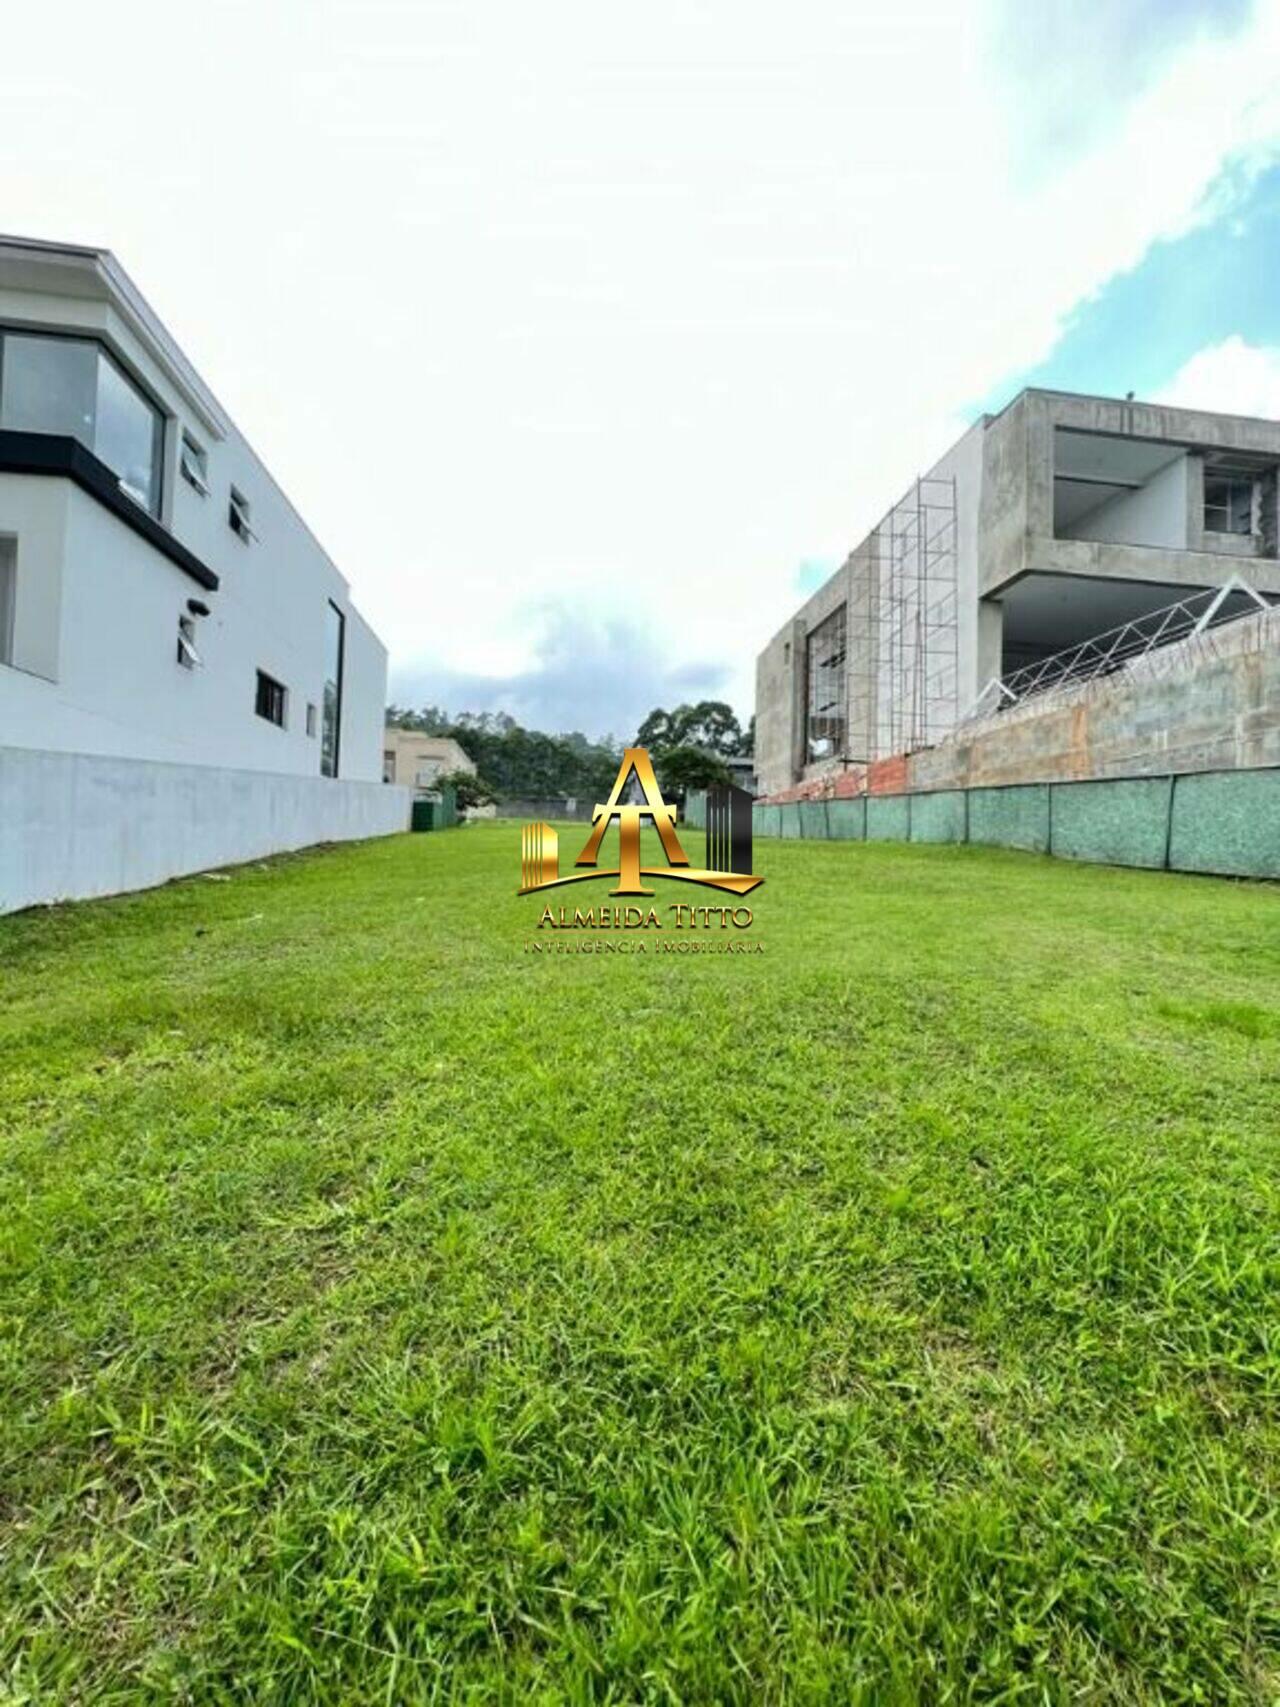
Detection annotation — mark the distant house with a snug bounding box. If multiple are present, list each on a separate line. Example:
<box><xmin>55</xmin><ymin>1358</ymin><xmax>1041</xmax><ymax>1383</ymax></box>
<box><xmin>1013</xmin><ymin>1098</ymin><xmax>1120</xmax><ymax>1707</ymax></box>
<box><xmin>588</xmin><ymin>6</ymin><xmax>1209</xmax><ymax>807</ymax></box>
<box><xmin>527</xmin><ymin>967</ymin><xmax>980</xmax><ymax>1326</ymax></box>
<box><xmin>383</xmin><ymin>729</ymin><xmax>476</xmax><ymax>793</ymax></box>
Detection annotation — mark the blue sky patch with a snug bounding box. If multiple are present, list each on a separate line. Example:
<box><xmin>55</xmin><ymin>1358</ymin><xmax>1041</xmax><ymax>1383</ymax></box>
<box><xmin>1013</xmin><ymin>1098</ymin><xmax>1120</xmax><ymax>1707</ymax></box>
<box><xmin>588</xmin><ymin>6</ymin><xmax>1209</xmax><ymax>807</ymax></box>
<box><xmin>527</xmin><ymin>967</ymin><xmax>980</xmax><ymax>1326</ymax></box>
<box><xmin>977</xmin><ymin>160</ymin><xmax>1280</xmax><ymax>415</ymax></box>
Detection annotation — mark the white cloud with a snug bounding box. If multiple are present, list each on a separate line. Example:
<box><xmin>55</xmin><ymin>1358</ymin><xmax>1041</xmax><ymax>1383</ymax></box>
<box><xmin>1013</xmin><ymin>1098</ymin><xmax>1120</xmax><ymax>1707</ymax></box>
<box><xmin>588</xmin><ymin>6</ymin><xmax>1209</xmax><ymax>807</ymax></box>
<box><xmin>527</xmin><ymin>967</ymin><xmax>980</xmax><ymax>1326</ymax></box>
<box><xmin>985</xmin><ymin>0</ymin><xmax>1255</xmax><ymax>183</ymax></box>
<box><xmin>391</xmin><ymin>603</ymin><xmax>730</xmax><ymax>740</ymax></box>
<box><xmin>1154</xmin><ymin>335</ymin><xmax>1280</xmax><ymax>419</ymax></box>
<box><xmin>3</xmin><ymin>0</ymin><xmax>1279</xmax><ymax>732</ymax></box>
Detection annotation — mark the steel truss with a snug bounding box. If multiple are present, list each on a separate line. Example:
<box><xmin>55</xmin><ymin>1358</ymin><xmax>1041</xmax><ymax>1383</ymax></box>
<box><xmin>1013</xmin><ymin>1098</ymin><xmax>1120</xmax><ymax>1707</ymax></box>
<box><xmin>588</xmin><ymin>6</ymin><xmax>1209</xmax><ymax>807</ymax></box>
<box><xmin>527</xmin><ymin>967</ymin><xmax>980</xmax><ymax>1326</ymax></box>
<box><xmin>960</xmin><ymin>574</ymin><xmax>1271</xmax><ymax>728</ymax></box>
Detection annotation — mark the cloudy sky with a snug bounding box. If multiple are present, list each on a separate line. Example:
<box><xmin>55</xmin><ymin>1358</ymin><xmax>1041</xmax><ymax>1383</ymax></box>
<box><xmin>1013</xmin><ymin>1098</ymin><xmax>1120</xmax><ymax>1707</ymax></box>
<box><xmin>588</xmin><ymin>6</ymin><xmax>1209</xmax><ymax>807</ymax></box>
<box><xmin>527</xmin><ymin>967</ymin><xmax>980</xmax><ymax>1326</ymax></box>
<box><xmin>5</xmin><ymin>0</ymin><xmax>1280</xmax><ymax>737</ymax></box>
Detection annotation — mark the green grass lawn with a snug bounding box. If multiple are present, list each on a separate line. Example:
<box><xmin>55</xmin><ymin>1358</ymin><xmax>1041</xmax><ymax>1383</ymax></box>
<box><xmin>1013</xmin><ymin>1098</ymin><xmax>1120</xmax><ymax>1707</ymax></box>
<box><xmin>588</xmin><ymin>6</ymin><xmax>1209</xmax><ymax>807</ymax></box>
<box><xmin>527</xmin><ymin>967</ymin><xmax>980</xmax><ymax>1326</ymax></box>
<box><xmin>1</xmin><ymin>823</ymin><xmax>1278</xmax><ymax>1703</ymax></box>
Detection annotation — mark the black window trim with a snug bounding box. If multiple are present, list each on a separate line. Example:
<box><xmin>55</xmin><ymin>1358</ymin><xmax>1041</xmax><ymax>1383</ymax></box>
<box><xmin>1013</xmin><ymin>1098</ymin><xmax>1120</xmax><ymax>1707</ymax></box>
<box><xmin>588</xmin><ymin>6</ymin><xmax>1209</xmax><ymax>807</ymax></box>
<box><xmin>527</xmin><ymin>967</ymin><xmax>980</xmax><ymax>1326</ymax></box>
<box><xmin>255</xmin><ymin>668</ymin><xmax>288</xmax><ymax>728</ymax></box>
<box><xmin>321</xmin><ymin>599</ymin><xmax>345</xmax><ymax>779</ymax></box>
<box><xmin>229</xmin><ymin>485</ymin><xmax>257</xmax><ymax>543</ymax></box>
<box><xmin>0</xmin><ymin>428</ymin><xmax>218</xmax><ymax>592</ymax></box>
<box><xmin>0</xmin><ymin>321</ymin><xmax>167</xmax><ymax>518</ymax></box>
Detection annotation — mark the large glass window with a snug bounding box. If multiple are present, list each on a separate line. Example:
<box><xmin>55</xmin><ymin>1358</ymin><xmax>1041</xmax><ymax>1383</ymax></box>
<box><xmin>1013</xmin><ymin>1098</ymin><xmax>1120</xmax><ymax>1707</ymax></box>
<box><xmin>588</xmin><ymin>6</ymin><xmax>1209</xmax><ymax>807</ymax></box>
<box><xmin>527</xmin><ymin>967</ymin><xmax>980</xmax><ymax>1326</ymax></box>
<box><xmin>321</xmin><ymin>601</ymin><xmax>345</xmax><ymax>777</ymax></box>
<box><xmin>0</xmin><ymin>332</ymin><xmax>164</xmax><ymax>515</ymax></box>
<box><xmin>805</xmin><ymin>606</ymin><xmax>847</xmax><ymax>762</ymax></box>
<box><xmin>0</xmin><ymin>539</ymin><xmax>15</xmax><ymax>667</ymax></box>
<box><xmin>95</xmin><ymin>353</ymin><xmax>163</xmax><ymax>512</ymax></box>
<box><xmin>1204</xmin><ymin>475</ymin><xmax>1254</xmax><ymax>536</ymax></box>
<box><xmin>0</xmin><ymin>334</ymin><xmax>97</xmax><ymax>442</ymax></box>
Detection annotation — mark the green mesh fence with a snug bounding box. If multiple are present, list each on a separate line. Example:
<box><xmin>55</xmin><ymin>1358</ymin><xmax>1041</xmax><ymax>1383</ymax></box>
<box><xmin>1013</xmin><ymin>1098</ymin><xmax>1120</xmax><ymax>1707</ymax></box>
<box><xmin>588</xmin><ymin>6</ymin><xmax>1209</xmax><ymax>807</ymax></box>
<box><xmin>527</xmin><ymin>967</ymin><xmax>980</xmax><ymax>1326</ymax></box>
<box><xmin>1168</xmin><ymin>769</ymin><xmax>1280</xmax><ymax>879</ymax></box>
<box><xmin>798</xmin><ymin>801</ymin><xmax>829</xmax><ymax>839</ymax></box>
<box><xmin>752</xmin><ymin>804</ymin><xmax>782</xmax><ymax>841</ymax></box>
<box><xmin>745</xmin><ymin>767</ymin><xmax>1279</xmax><ymax>879</ymax></box>
<box><xmin>866</xmin><ymin>795</ymin><xmax>910</xmax><ymax>842</ymax></box>
<box><xmin>909</xmin><ymin>790</ymin><xmax>967</xmax><ymax>845</ymax></box>
<box><xmin>826</xmin><ymin>799</ymin><xmax>866</xmax><ymax>840</ymax></box>
<box><xmin>1049</xmin><ymin>777</ymin><xmax>1173</xmax><ymax>870</ymax></box>
<box><xmin>968</xmin><ymin>785</ymin><xmax>1051</xmax><ymax>853</ymax></box>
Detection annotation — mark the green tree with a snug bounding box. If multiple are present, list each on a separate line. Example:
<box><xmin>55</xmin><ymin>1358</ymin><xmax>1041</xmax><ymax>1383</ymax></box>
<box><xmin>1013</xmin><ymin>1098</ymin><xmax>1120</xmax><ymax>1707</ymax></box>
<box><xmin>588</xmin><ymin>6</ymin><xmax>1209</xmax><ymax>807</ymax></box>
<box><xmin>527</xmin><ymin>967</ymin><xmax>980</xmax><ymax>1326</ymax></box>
<box><xmin>635</xmin><ymin>701</ymin><xmax>744</xmax><ymax>758</ymax></box>
<box><xmin>656</xmin><ymin>744</ymin><xmax>734</xmax><ymax>798</ymax></box>
<box><xmin>637</xmin><ymin>707</ymin><xmax>676</xmax><ymax>753</ymax></box>
<box><xmin>436</xmin><ymin>768</ymin><xmax>495</xmax><ymax>809</ymax></box>
<box><xmin>385</xmin><ymin>704</ymin><xmax>453</xmax><ymax>734</ymax></box>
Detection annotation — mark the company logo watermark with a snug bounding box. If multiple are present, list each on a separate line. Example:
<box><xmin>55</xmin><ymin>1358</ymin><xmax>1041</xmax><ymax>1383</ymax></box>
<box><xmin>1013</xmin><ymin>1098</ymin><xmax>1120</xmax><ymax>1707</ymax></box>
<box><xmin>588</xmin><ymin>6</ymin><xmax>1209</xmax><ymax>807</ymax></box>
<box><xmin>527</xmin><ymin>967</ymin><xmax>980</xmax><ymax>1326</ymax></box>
<box><xmin>518</xmin><ymin>747</ymin><xmax>763</xmax><ymax>952</ymax></box>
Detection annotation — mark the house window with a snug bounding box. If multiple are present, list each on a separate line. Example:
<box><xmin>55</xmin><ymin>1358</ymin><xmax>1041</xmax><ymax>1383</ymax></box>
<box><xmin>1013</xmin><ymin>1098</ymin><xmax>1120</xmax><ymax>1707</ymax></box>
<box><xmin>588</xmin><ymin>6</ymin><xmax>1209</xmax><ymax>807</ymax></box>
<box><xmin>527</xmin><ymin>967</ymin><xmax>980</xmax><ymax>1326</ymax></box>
<box><xmin>1204</xmin><ymin>475</ymin><xmax>1254</xmax><ymax>536</ymax></box>
<box><xmin>805</xmin><ymin>606</ymin><xmax>847</xmax><ymax>762</ymax></box>
<box><xmin>383</xmin><ymin>749</ymin><xmax>396</xmax><ymax>783</ymax></box>
<box><xmin>176</xmin><ymin>613</ymin><xmax>202</xmax><ymax>669</ymax></box>
<box><xmin>0</xmin><ymin>539</ymin><xmax>15</xmax><ymax>667</ymax></box>
<box><xmin>180</xmin><ymin>432</ymin><xmax>209</xmax><ymax>495</ymax></box>
<box><xmin>255</xmin><ymin>669</ymin><xmax>287</xmax><ymax>727</ymax></box>
<box><xmin>0</xmin><ymin>331</ymin><xmax>164</xmax><ymax>515</ymax></box>
<box><xmin>320</xmin><ymin>601</ymin><xmax>344</xmax><ymax>777</ymax></box>
<box><xmin>229</xmin><ymin>486</ymin><xmax>256</xmax><ymax>542</ymax></box>
<box><xmin>306</xmin><ymin>702</ymin><xmax>318</xmax><ymax>738</ymax></box>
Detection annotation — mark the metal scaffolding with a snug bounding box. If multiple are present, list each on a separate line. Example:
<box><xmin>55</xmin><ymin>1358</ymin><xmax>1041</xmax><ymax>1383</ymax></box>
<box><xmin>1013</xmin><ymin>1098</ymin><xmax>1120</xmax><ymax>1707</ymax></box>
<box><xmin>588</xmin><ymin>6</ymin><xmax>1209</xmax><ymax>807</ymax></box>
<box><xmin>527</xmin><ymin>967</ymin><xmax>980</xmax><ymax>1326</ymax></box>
<box><xmin>841</xmin><ymin>474</ymin><xmax>959</xmax><ymax>762</ymax></box>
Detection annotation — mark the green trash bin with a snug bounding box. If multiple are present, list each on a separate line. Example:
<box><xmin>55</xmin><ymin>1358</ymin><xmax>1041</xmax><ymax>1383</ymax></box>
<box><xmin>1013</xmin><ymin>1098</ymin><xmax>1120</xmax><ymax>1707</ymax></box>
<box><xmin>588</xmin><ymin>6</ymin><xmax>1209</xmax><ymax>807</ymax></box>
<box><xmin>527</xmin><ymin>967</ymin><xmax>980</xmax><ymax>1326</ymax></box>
<box><xmin>411</xmin><ymin>787</ymin><xmax>459</xmax><ymax>832</ymax></box>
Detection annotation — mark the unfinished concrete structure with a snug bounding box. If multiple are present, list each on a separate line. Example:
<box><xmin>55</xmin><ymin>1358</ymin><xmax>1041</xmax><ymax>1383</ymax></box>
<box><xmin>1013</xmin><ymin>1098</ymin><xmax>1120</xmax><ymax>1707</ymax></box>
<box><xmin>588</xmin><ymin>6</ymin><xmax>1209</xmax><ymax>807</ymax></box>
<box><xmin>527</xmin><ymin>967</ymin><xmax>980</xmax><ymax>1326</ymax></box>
<box><xmin>755</xmin><ymin>389</ymin><xmax>1280</xmax><ymax>798</ymax></box>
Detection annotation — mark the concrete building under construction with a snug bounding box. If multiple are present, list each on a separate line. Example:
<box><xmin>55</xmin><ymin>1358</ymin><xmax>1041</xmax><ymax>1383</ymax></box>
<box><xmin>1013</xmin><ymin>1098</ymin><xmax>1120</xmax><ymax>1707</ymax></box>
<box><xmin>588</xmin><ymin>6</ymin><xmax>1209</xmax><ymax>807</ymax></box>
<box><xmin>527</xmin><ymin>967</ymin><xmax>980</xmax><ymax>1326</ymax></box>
<box><xmin>755</xmin><ymin>389</ymin><xmax>1280</xmax><ymax>799</ymax></box>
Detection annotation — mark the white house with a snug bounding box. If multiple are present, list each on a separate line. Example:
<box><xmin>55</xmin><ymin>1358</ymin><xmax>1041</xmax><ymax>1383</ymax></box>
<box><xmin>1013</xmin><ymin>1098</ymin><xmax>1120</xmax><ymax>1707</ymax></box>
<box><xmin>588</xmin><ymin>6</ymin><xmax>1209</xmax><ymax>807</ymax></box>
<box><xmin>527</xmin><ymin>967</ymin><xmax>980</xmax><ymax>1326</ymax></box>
<box><xmin>0</xmin><ymin>235</ymin><xmax>407</xmax><ymax>912</ymax></box>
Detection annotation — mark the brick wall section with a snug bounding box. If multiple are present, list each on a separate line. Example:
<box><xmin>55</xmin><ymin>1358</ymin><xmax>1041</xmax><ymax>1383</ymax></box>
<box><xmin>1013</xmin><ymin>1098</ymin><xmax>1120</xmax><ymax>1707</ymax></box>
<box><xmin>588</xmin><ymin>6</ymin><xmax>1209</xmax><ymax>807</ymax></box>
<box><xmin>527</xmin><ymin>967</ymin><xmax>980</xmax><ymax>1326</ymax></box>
<box><xmin>866</xmin><ymin>755</ymin><xmax>909</xmax><ymax>795</ymax></box>
<box><xmin>763</xmin><ymin>767</ymin><xmax>864</xmax><ymax>803</ymax></box>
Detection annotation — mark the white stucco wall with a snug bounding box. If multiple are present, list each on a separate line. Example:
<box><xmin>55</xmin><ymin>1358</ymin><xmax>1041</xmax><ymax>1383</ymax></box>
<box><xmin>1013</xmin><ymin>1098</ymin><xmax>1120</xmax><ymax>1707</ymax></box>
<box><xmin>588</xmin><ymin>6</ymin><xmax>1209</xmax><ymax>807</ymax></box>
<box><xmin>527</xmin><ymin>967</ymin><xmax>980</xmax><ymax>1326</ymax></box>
<box><xmin>0</xmin><ymin>746</ymin><xmax>410</xmax><ymax>914</ymax></box>
<box><xmin>0</xmin><ymin>479</ymin><xmax>386</xmax><ymax>780</ymax></box>
<box><xmin>1061</xmin><ymin>452</ymin><xmax>1189</xmax><ymax>550</ymax></box>
<box><xmin>0</xmin><ymin>247</ymin><xmax>388</xmax><ymax>783</ymax></box>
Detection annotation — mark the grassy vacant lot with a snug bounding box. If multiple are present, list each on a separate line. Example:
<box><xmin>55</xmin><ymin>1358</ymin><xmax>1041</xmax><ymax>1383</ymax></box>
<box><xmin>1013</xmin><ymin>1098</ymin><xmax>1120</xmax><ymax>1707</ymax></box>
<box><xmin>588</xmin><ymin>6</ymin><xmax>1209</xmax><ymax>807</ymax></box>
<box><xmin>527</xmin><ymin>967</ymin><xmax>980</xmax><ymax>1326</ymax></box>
<box><xmin>1</xmin><ymin>822</ymin><xmax>1278</xmax><ymax>1703</ymax></box>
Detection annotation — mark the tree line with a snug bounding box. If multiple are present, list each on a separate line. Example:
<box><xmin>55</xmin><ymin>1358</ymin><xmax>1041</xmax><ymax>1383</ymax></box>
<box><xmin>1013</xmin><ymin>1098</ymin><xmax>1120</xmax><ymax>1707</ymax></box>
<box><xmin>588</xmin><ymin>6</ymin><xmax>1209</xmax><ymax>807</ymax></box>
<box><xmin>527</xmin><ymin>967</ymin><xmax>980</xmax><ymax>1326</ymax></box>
<box><xmin>384</xmin><ymin>701</ymin><xmax>754</xmax><ymax>802</ymax></box>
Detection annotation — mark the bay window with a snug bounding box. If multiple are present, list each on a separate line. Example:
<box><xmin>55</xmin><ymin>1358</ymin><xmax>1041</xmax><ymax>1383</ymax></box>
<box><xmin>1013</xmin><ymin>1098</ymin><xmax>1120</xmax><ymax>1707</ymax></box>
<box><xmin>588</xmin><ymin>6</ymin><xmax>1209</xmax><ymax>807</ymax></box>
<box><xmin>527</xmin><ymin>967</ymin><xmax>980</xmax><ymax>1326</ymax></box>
<box><xmin>0</xmin><ymin>331</ymin><xmax>164</xmax><ymax>515</ymax></box>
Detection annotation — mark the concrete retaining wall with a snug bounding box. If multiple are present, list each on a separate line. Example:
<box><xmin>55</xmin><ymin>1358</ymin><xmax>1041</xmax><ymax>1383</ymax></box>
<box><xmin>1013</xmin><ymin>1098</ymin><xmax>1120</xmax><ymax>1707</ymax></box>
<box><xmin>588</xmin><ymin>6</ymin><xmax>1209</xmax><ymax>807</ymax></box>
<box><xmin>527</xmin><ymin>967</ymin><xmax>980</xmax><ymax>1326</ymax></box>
<box><xmin>735</xmin><ymin>766</ymin><xmax>1280</xmax><ymax>879</ymax></box>
<box><xmin>910</xmin><ymin>605</ymin><xmax>1280</xmax><ymax>791</ymax></box>
<box><xmin>765</xmin><ymin>604</ymin><xmax>1280</xmax><ymax>806</ymax></box>
<box><xmin>1</xmin><ymin>746</ymin><xmax>412</xmax><ymax>914</ymax></box>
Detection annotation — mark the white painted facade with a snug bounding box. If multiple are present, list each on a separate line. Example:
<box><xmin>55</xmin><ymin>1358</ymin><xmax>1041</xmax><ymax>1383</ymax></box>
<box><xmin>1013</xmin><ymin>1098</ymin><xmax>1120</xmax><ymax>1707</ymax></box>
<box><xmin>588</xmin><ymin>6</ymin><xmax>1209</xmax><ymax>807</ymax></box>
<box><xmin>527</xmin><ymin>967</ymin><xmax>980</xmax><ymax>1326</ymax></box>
<box><xmin>0</xmin><ymin>237</ymin><xmax>408</xmax><ymax>911</ymax></box>
<box><xmin>0</xmin><ymin>236</ymin><xmax>387</xmax><ymax>778</ymax></box>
